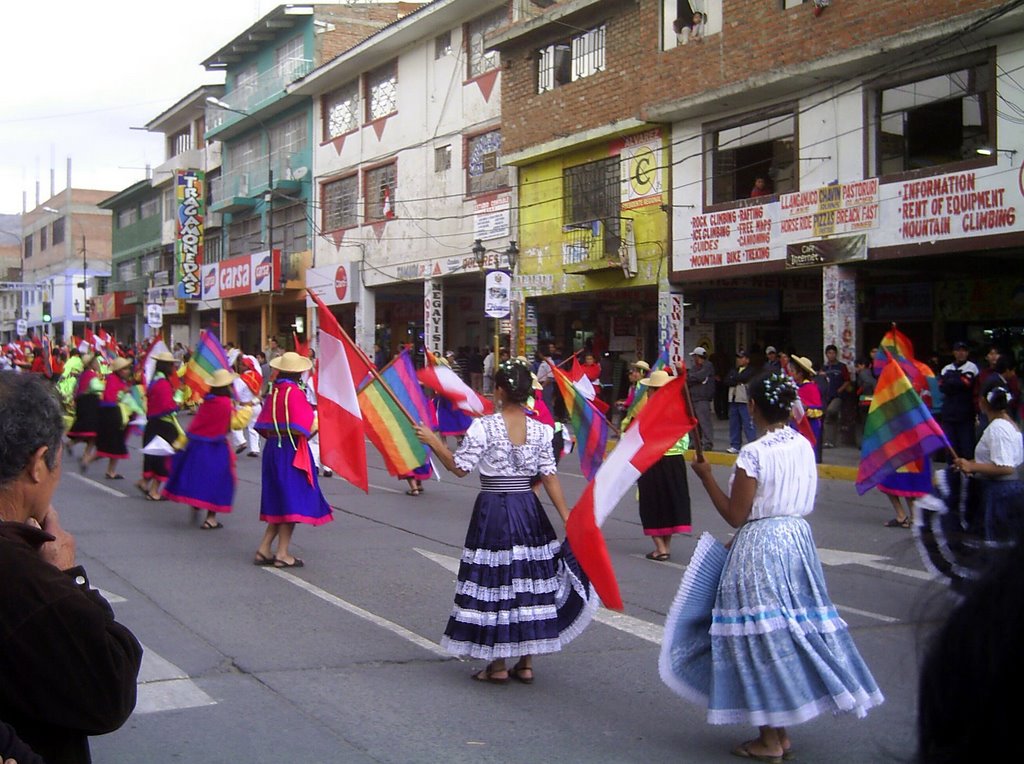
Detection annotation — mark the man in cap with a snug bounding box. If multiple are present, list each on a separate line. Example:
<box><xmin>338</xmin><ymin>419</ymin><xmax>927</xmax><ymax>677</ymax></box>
<box><xmin>764</xmin><ymin>345</ymin><xmax>781</xmax><ymax>374</ymax></box>
<box><xmin>939</xmin><ymin>341</ymin><xmax>979</xmax><ymax>461</ymax></box>
<box><xmin>687</xmin><ymin>346</ymin><xmax>715</xmax><ymax>450</ymax></box>
<box><xmin>725</xmin><ymin>349</ymin><xmax>756</xmax><ymax>454</ymax></box>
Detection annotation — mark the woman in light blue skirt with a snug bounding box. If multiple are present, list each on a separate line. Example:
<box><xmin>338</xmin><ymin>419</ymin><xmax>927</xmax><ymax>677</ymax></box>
<box><xmin>665</xmin><ymin>372</ymin><xmax>883</xmax><ymax>762</ymax></box>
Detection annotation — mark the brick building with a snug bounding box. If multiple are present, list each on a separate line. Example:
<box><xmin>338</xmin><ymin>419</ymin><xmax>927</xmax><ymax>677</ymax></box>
<box><xmin>490</xmin><ymin>0</ymin><xmax>1024</xmax><ymax>378</ymax></box>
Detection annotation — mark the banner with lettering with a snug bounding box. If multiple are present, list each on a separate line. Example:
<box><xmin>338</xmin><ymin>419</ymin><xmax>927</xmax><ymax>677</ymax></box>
<box><xmin>175</xmin><ymin>170</ymin><xmax>205</xmax><ymax>300</ymax></box>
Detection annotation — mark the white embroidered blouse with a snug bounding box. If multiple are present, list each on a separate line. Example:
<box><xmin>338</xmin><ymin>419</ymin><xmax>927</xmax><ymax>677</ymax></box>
<box><xmin>453</xmin><ymin>414</ymin><xmax>556</xmax><ymax>477</ymax></box>
<box><xmin>730</xmin><ymin>426</ymin><xmax>817</xmax><ymax>520</ymax></box>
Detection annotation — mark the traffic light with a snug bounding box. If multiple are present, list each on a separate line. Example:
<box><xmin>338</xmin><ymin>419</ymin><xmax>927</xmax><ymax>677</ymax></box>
<box><xmin>41</xmin><ymin>301</ymin><xmax>52</xmax><ymax>323</ymax></box>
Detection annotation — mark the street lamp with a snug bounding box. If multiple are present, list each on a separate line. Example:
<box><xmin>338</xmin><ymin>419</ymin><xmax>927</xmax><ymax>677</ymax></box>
<box><xmin>43</xmin><ymin>205</ymin><xmax>86</xmax><ymax>335</ymax></box>
<box><xmin>206</xmin><ymin>96</ymin><xmax>277</xmax><ymax>340</ymax></box>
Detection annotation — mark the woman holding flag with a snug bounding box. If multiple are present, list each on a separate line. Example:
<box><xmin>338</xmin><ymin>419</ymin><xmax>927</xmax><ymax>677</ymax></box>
<box><xmin>252</xmin><ymin>351</ymin><xmax>332</xmax><ymax>568</ymax></box>
<box><xmin>414</xmin><ymin>358</ymin><xmax>595</xmax><ymax>684</ymax></box>
<box><xmin>665</xmin><ymin>372</ymin><xmax>882</xmax><ymax>762</ymax></box>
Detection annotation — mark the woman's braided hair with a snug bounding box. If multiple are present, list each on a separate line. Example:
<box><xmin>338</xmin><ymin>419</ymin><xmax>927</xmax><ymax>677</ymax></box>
<box><xmin>749</xmin><ymin>371</ymin><xmax>799</xmax><ymax>424</ymax></box>
<box><xmin>495</xmin><ymin>358</ymin><xmax>534</xmax><ymax>404</ymax></box>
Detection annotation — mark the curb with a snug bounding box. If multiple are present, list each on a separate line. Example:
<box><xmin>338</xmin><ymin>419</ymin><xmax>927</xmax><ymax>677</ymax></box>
<box><xmin>679</xmin><ymin>449</ymin><xmax>858</xmax><ymax>482</ymax></box>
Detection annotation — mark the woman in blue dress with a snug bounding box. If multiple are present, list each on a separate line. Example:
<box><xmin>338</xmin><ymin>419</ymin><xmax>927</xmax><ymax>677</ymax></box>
<box><xmin>415</xmin><ymin>358</ymin><xmax>595</xmax><ymax>684</ymax></box>
<box><xmin>252</xmin><ymin>352</ymin><xmax>331</xmax><ymax>568</ymax></box>
<box><xmin>665</xmin><ymin>372</ymin><xmax>883</xmax><ymax>762</ymax></box>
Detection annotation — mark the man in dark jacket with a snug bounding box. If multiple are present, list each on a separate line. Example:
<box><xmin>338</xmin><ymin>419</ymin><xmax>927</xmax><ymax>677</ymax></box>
<box><xmin>0</xmin><ymin>373</ymin><xmax>143</xmax><ymax>764</ymax></box>
<box><xmin>939</xmin><ymin>341</ymin><xmax>979</xmax><ymax>461</ymax></box>
<box><xmin>687</xmin><ymin>346</ymin><xmax>716</xmax><ymax>450</ymax></box>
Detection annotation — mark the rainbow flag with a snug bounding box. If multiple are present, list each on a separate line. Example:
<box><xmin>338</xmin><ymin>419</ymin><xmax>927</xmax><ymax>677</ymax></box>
<box><xmin>622</xmin><ymin>341</ymin><xmax>672</xmax><ymax>429</ymax></box>
<box><xmin>381</xmin><ymin>349</ymin><xmax>434</xmax><ymax>431</ymax></box>
<box><xmin>181</xmin><ymin>329</ymin><xmax>230</xmax><ymax>402</ymax></box>
<box><xmin>357</xmin><ymin>366</ymin><xmax>428</xmax><ymax>478</ymax></box>
<box><xmin>855</xmin><ymin>353</ymin><xmax>950</xmax><ymax>495</ymax></box>
<box><xmin>552</xmin><ymin>365</ymin><xmax>609</xmax><ymax>481</ymax></box>
<box><xmin>873</xmin><ymin>325</ymin><xmax>940</xmax><ymax>409</ymax></box>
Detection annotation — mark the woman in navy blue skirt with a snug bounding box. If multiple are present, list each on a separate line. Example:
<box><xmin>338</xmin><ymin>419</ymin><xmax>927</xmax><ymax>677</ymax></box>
<box><xmin>415</xmin><ymin>358</ymin><xmax>595</xmax><ymax>684</ymax></box>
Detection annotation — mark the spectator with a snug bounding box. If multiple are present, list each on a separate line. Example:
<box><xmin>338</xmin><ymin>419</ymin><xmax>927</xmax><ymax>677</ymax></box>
<box><xmin>764</xmin><ymin>345</ymin><xmax>782</xmax><ymax>374</ymax></box>
<box><xmin>853</xmin><ymin>355</ymin><xmax>877</xmax><ymax>448</ymax></box>
<box><xmin>750</xmin><ymin>175</ymin><xmax>771</xmax><ymax>198</ymax></box>
<box><xmin>687</xmin><ymin>346</ymin><xmax>716</xmax><ymax>451</ymax></box>
<box><xmin>939</xmin><ymin>341</ymin><xmax>979</xmax><ymax>461</ymax></box>
<box><xmin>265</xmin><ymin>336</ymin><xmax>283</xmax><ymax>362</ymax></box>
<box><xmin>819</xmin><ymin>344</ymin><xmax>852</xmax><ymax>448</ymax></box>
<box><xmin>725</xmin><ymin>350</ymin><xmax>756</xmax><ymax>454</ymax></box>
<box><xmin>468</xmin><ymin>347</ymin><xmax>484</xmax><ymax>391</ymax></box>
<box><xmin>709</xmin><ymin>347</ymin><xmax>730</xmax><ymax>420</ymax></box>
<box><xmin>0</xmin><ymin>373</ymin><xmax>143</xmax><ymax>764</ymax></box>
<box><xmin>373</xmin><ymin>343</ymin><xmax>388</xmax><ymax>369</ymax></box>
<box><xmin>482</xmin><ymin>347</ymin><xmax>496</xmax><ymax>395</ymax></box>
<box><xmin>676</xmin><ymin>10</ymin><xmax>705</xmax><ymax>44</ymax></box>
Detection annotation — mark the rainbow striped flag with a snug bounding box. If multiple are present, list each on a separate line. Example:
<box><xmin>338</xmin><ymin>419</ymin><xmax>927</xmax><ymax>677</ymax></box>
<box><xmin>622</xmin><ymin>341</ymin><xmax>672</xmax><ymax>429</ymax></box>
<box><xmin>182</xmin><ymin>329</ymin><xmax>230</xmax><ymax>402</ymax></box>
<box><xmin>552</xmin><ymin>365</ymin><xmax>609</xmax><ymax>481</ymax></box>
<box><xmin>855</xmin><ymin>353</ymin><xmax>950</xmax><ymax>495</ymax></box>
<box><xmin>357</xmin><ymin>366</ymin><xmax>428</xmax><ymax>478</ymax></box>
<box><xmin>381</xmin><ymin>350</ymin><xmax>434</xmax><ymax>431</ymax></box>
<box><xmin>873</xmin><ymin>325</ymin><xmax>940</xmax><ymax>409</ymax></box>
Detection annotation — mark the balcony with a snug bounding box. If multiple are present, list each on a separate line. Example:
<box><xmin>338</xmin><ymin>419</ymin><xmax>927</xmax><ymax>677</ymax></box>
<box><xmin>561</xmin><ymin>217</ymin><xmax>631</xmax><ymax>274</ymax></box>
<box><xmin>210</xmin><ymin>153</ymin><xmax>309</xmax><ymax>214</ymax></box>
<box><xmin>206</xmin><ymin>59</ymin><xmax>314</xmax><ymax>139</ymax></box>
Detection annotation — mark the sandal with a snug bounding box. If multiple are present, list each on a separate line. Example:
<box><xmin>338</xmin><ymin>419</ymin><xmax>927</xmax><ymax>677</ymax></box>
<box><xmin>731</xmin><ymin>742</ymin><xmax>783</xmax><ymax>763</ymax></box>
<box><xmin>471</xmin><ymin>665</ymin><xmax>510</xmax><ymax>684</ymax></box>
<box><xmin>511</xmin><ymin>664</ymin><xmax>534</xmax><ymax>684</ymax></box>
<box><xmin>273</xmin><ymin>557</ymin><xmax>305</xmax><ymax>568</ymax></box>
<box><xmin>884</xmin><ymin>517</ymin><xmax>911</xmax><ymax>528</ymax></box>
<box><xmin>645</xmin><ymin>551</ymin><xmax>671</xmax><ymax>561</ymax></box>
<box><xmin>105</xmin><ymin>473</ymin><xmax>125</xmax><ymax>480</ymax></box>
<box><xmin>253</xmin><ymin>552</ymin><xmax>276</xmax><ymax>566</ymax></box>
<box><xmin>200</xmin><ymin>520</ymin><xmax>224</xmax><ymax>530</ymax></box>
<box><xmin>405</xmin><ymin>489</ymin><xmax>421</xmax><ymax>496</ymax></box>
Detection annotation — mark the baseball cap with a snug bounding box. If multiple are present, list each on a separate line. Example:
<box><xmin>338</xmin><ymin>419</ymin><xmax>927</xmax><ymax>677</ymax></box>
<box><xmin>736</xmin><ymin>349</ymin><xmax>748</xmax><ymax>358</ymax></box>
<box><xmin>690</xmin><ymin>346</ymin><xmax>707</xmax><ymax>357</ymax></box>
<box><xmin>765</xmin><ymin>345</ymin><xmax>777</xmax><ymax>354</ymax></box>
<box><xmin>952</xmin><ymin>341</ymin><xmax>969</xmax><ymax>350</ymax></box>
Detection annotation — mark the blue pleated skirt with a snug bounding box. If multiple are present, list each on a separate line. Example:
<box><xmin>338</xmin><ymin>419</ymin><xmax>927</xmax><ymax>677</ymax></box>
<box><xmin>441</xmin><ymin>487</ymin><xmax>596</xmax><ymax>660</ymax></box>
<box><xmin>259</xmin><ymin>436</ymin><xmax>332</xmax><ymax>525</ymax></box>
<box><xmin>163</xmin><ymin>435</ymin><xmax>235</xmax><ymax>513</ymax></box>
<box><xmin>664</xmin><ymin>517</ymin><xmax>883</xmax><ymax>727</ymax></box>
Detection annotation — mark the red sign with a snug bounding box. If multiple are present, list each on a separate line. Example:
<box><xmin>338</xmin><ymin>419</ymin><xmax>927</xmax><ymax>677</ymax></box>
<box><xmin>218</xmin><ymin>254</ymin><xmax>252</xmax><ymax>298</ymax></box>
<box><xmin>334</xmin><ymin>265</ymin><xmax>348</xmax><ymax>301</ymax></box>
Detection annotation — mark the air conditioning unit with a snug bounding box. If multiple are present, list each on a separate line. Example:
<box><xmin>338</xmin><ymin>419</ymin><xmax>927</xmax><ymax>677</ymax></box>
<box><xmin>619</xmin><ymin>219</ymin><xmax>638</xmax><ymax>278</ymax></box>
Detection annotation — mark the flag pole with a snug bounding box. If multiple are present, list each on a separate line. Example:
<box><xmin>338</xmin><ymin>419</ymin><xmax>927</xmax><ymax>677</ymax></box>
<box><xmin>679</xmin><ymin>364</ymin><xmax>704</xmax><ymax>463</ymax></box>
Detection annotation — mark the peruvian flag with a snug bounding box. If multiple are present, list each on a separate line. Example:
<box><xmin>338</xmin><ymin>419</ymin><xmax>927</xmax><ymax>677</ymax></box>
<box><xmin>791</xmin><ymin>398</ymin><xmax>816</xmax><ymax>447</ymax></box>
<box><xmin>569</xmin><ymin>352</ymin><xmax>608</xmax><ymax>415</ymax></box>
<box><xmin>566</xmin><ymin>373</ymin><xmax>696</xmax><ymax>610</ymax></box>
<box><xmin>308</xmin><ymin>288</ymin><xmax>369</xmax><ymax>492</ymax></box>
<box><xmin>381</xmin><ymin>186</ymin><xmax>395</xmax><ymax>219</ymax></box>
<box><xmin>418</xmin><ymin>353</ymin><xmax>493</xmax><ymax>417</ymax></box>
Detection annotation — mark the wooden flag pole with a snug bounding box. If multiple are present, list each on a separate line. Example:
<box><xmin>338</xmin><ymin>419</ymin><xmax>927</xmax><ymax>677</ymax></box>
<box><xmin>679</xmin><ymin>365</ymin><xmax>705</xmax><ymax>463</ymax></box>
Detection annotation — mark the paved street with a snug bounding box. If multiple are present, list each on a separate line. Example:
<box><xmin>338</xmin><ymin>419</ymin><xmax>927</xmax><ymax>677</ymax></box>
<box><xmin>58</xmin><ymin>426</ymin><xmax>944</xmax><ymax>764</ymax></box>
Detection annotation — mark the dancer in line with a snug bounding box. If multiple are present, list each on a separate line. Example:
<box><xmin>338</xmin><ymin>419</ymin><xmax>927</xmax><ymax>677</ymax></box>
<box><xmin>93</xmin><ymin>358</ymin><xmax>138</xmax><ymax>480</ymax></box>
<box><xmin>663</xmin><ymin>372</ymin><xmax>882</xmax><ymax>762</ymax></box>
<box><xmin>414</xmin><ymin>358</ymin><xmax>595</xmax><ymax>684</ymax></box>
<box><xmin>137</xmin><ymin>352</ymin><xmax>181</xmax><ymax>501</ymax></box>
<box><xmin>252</xmin><ymin>352</ymin><xmax>332</xmax><ymax>568</ymax></box>
<box><xmin>163</xmin><ymin>369</ymin><xmax>251</xmax><ymax>529</ymax></box>
<box><xmin>67</xmin><ymin>354</ymin><xmax>102</xmax><ymax>471</ymax></box>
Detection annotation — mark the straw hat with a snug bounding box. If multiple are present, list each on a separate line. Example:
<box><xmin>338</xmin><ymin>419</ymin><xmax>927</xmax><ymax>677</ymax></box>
<box><xmin>208</xmin><ymin>368</ymin><xmax>238</xmax><ymax>387</ymax></box>
<box><xmin>531</xmin><ymin>373</ymin><xmax>542</xmax><ymax>391</ymax></box>
<box><xmin>639</xmin><ymin>369</ymin><xmax>673</xmax><ymax>388</ymax></box>
<box><xmin>269</xmin><ymin>351</ymin><xmax>312</xmax><ymax>373</ymax></box>
<box><xmin>631</xmin><ymin>360</ymin><xmax>651</xmax><ymax>372</ymax></box>
<box><xmin>151</xmin><ymin>351</ymin><xmax>175</xmax><ymax>363</ymax></box>
<box><xmin>790</xmin><ymin>355</ymin><xmax>816</xmax><ymax>377</ymax></box>
<box><xmin>81</xmin><ymin>353</ymin><xmax>96</xmax><ymax>367</ymax></box>
<box><xmin>109</xmin><ymin>357</ymin><xmax>132</xmax><ymax>373</ymax></box>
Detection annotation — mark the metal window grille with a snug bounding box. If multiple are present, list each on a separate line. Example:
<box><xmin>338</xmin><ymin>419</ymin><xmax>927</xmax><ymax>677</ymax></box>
<box><xmin>324</xmin><ymin>176</ymin><xmax>358</xmax><ymax>230</ymax></box>
<box><xmin>571</xmin><ymin>25</ymin><xmax>605</xmax><ymax>80</ymax></box>
<box><xmin>537</xmin><ymin>25</ymin><xmax>605</xmax><ymax>93</ymax></box>
<box><xmin>325</xmin><ymin>81</ymin><xmax>359</xmax><ymax>138</ymax></box>
<box><xmin>365</xmin><ymin>164</ymin><xmax>397</xmax><ymax>222</ymax></box>
<box><xmin>563</xmin><ymin>156</ymin><xmax>620</xmax><ymax>225</ymax></box>
<box><xmin>367</xmin><ymin>63</ymin><xmax>398</xmax><ymax>121</ymax></box>
<box><xmin>467</xmin><ymin>8</ymin><xmax>506</xmax><ymax>78</ymax></box>
<box><xmin>467</xmin><ymin>131</ymin><xmax>507</xmax><ymax>195</ymax></box>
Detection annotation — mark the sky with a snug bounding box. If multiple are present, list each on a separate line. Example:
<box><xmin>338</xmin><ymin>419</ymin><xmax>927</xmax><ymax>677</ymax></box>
<box><xmin>0</xmin><ymin>0</ymin><xmax>280</xmax><ymax>215</ymax></box>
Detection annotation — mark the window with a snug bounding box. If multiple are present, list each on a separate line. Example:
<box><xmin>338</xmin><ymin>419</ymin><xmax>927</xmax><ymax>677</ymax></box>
<box><xmin>142</xmin><ymin>252</ymin><xmax>161</xmax><ymax>273</ymax></box>
<box><xmin>435</xmin><ymin>30</ymin><xmax>452</xmax><ymax>59</ymax></box>
<box><xmin>323</xmin><ymin>175</ymin><xmax>358</xmax><ymax>230</ymax></box>
<box><xmin>707</xmin><ymin>111</ymin><xmax>795</xmax><ymax>205</ymax></box>
<box><xmin>563</xmin><ymin>157</ymin><xmax>620</xmax><ymax>224</ymax></box>
<box><xmin>271</xmin><ymin>113</ymin><xmax>308</xmax><ymax>175</ymax></box>
<box><xmin>39</xmin><ymin>227</ymin><xmax>47</xmax><ymax>251</ymax></box>
<box><xmin>117</xmin><ymin>260</ymin><xmax>136</xmax><ymax>282</ymax></box>
<box><xmin>272</xmin><ymin>202</ymin><xmax>308</xmax><ymax>254</ymax></box>
<box><xmin>168</xmin><ymin>127</ymin><xmax>191</xmax><ymax>157</ymax></box>
<box><xmin>234</xmin><ymin>64</ymin><xmax>258</xmax><ymax>101</ymax></box>
<box><xmin>467</xmin><ymin>8</ymin><xmax>506</xmax><ymax>78</ymax></box>
<box><xmin>366</xmin><ymin>61</ymin><xmax>398</xmax><ymax>122</ymax></box>
<box><xmin>324</xmin><ymin>80</ymin><xmax>359</xmax><ymax>138</ymax></box>
<box><xmin>205</xmin><ymin>232</ymin><xmax>223</xmax><ymax>264</ymax></box>
<box><xmin>140</xmin><ymin>197</ymin><xmax>159</xmax><ymax>220</ymax></box>
<box><xmin>23</xmin><ymin>237</ymin><xmax>32</xmax><ymax>259</ymax></box>
<box><xmin>163</xmin><ymin>189</ymin><xmax>176</xmax><ymax>222</ymax></box>
<box><xmin>51</xmin><ymin>217</ymin><xmax>64</xmax><ymax>245</ymax></box>
<box><xmin>228</xmin><ymin>214</ymin><xmax>261</xmax><ymax>258</ymax></box>
<box><xmin>276</xmin><ymin>36</ymin><xmax>305</xmax><ymax>82</ymax></box>
<box><xmin>118</xmin><ymin>208</ymin><xmax>138</xmax><ymax>228</ymax></box>
<box><xmin>466</xmin><ymin>131</ymin><xmax>507</xmax><ymax>195</ymax></box>
<box><xmin>364</xmin><ymin>163</ymin><xmax>397</xmax><ymax>222</ymax></box>
<box><xmin>782</xmin><ymin>0</ymin><xmax>806</xmax><ymax>8</ymax></box>
<box><xmin>435</xmin><ymin>145</ymin><xmax>452</xmax><ymax>172</ymax></box>
<box><xmin>869</xmin><ymin>56</ymin><xmax>992</xmax><ymax>177</ymax></box>
<box><xmin>662</xmin><ymin>0</ymin><xmax>722</xmax><ymax>50</ymax></box>
<box><xmin>538</xmin><ymin>24</ymin><xmax>606</xmax><ymax>93</ymax></box>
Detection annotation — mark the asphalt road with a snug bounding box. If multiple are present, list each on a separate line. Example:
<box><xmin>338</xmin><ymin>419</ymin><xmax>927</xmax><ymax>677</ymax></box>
<box><xmin>50</xmin><ymin>430</ymin><xmax>949</xmax><ymax>764</ymax></box>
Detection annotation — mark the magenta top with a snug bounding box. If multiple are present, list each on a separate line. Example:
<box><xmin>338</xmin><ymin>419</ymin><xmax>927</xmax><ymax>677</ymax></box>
<box><xmin>147</xmin><ymin>375</ymin><xmax>177</xmax><ymax>419</ymax></box>
<box><xmin>76</xmin><ymin>368</ymin><xmax>98</xmax><ymax>397</ymax></box>
<box><xmin>188</xmin><ymin>395</ymin><xmax>232</xmax><ymax>438</ymax></box>
<box><xmin>101</xmin><ymin>373</ymin><xmax>127</xmax><ymax>405</ymax></box>
<box><xmin>255</xmin><ymin>380</ymin><xmax>314</xmax><ymax>438</ymax></box>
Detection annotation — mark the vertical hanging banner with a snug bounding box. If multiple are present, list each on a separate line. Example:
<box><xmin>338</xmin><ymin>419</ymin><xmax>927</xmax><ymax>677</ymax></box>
<box><xmin>425</xmin><ymin>279</ymin><xmax>444</xmax><ymax>357</ymax></box>
<box><xmin>175</xmin><ymin>170</ymin><xmax>205</xmax><ymax>300</ymax></box>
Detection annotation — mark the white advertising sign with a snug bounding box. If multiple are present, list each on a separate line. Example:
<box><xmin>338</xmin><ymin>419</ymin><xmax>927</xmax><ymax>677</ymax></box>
<box><xmin>146</xmin><ymin>303</ymin><xmax>163</xmax><ymax>328</ymax></box>
<box><xmin>484</xmin><ymin>270</ymin><xmax>511</xmax><ymax>319</ymax></box>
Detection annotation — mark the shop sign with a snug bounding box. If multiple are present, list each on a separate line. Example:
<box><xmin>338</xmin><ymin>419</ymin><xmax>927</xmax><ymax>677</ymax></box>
<box><xmin>217</xmin><ymin>250</ymin><xmax>281</xmax><ymax>299</ymax></box>
<box><xmin>778</xmin><ymin>180</ymin><xmax>879</xmax><ymax>239</ymax></box>
<box><xmin>785</xmin><ymin>235</ymin><xmax>867</xmax><ymax>269</ymax></box>
<box><xmin>425</xmin><ymin>278</ymin><xmax>443</xmax><ymax>356</ymax></box>
<box><xmin>688</xmin><ymin>204</ymin><xmax>778</xmax><ymax>271</ymax></box>
<box><xmin>615</xmin><ymin>129</ymin><xmax>664</xmax><ymax>211</ymax></box>
<box><xmin>305</xmin><ymin>263</ymin><xmax>361</xmax><ymax>308</ymax></box>
<box><xmin>523</xmin><ymin>301</ymin><xmax>538</xmax><ymax>360</ymax></box>
<box><xmin>474</xmin><ymin>191</ymin><xmax>510</xmax><ymax>241</ymax></box>
<box><xmin>484</xmin><ymin>270</ymin><xmax>511</xmax><ymax>319</ymax></box>
<box><xmin>200</xmin><ymin>263</ymin><xmax>219</xmax><ymax>301</ymax></box>
<box><xmin>91</xmin><ymin>292</ymin><xmax>128</xmax><ymax>322</ymax></box>
<box><xmin>174</xmin><ymin>169</ymin><xmax>205</xmax><ymax>300</ymax></box>
<box><xmin>146</xmin><ymin>303</ymin><xmax>163</xmax><ymax>328</ymax></box>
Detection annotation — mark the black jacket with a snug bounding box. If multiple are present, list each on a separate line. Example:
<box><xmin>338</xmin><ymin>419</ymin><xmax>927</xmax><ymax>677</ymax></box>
<box><xmin>0</xmin><ymin>522</ymin><xmax>143</xmax><ymax>764</ymax></box>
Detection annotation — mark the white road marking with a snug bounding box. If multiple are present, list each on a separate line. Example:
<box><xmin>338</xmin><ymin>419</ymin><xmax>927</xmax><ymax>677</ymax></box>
<box><xmin>629</xmin><ymin>553</ymin><xmax>686</xmax><ymax>571</ymax></box>
<box><xmin>818</xmin><ymin>547</ymin><xmax>932</xmax><ymax>581</ymax></box>
<box><xmin>369</xmin><ymin>482</ymin><xmax>404</xmax><ymax>494</ymax></box>
<box><xmin>264</xmin><ymin>567</ymin><xmax>450</xmax><ymax>658</ymax></box>
<box><xmin>414</xmin><ymin>547</ymin><xmax>665</xmax><ymax>645</ymax></box>
<box><xmin>836</xmin><ymin>605</ymin><xmax>899</xmax><ymax>624</ymax></box>
<box><xmin>135</xmin><ymin>645</ymin><xmax>217</xmax><ymax>714</ymax></box>
<box><xmin>66</xmin><ymin>471</ymin><xmax>127</xmax><ymax>498</ymax></box>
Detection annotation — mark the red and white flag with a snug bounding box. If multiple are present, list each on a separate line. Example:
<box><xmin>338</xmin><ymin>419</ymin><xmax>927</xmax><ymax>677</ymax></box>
<box><xmin>566</xmin><ymin>373</ymin><xmax>696</xmax><ymax>610</ymax></box>
<box><xmin>143</xmin><ymin>339</ymin><xmax>170</xmax><ymax>387</ymax></box>
<box><xmin>381</xmin><ymin>187</ymin><xmax>395</xmax><ymax>219</ymax></box>
<box><xmin>418</xmin><ymin>356</ymin><xmax>493</xmax><ymax>417</ymax></box>
<box><xmin>308</xmin><ymin>288</ymin><xmax>369</xmax><ymax>493</ymax></box>
<box><xmin>791</xmin><ymin>398</ymin><xmax>816</xmax><ymax>447</ymax></box>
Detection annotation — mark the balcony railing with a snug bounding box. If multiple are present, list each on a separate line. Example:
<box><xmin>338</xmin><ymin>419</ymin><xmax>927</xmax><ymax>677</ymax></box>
<box><xmin>561</xmin><ymin>216</ymin><xmax>627</xmax><ymax>273</ymax></box>
<box><xmin>206</xmin><ymin>59</ymin><xmax>314</xmax><ymax>133</ymax></box>
<box><xmin>210</xmin><ymin>152</ymin><xmax>307</xmax><ymax>204</ymax></box>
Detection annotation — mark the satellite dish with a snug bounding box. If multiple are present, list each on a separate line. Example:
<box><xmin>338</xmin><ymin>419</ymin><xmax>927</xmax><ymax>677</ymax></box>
<box><xmin>291</xmin><ymin>166</ymin><xmax>309</xmax><ymax>180</ymax></box>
